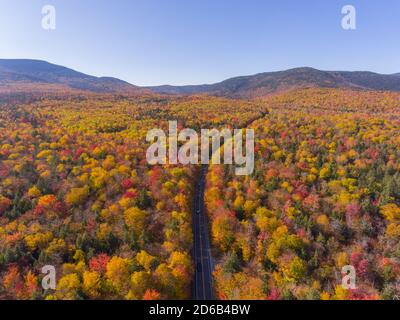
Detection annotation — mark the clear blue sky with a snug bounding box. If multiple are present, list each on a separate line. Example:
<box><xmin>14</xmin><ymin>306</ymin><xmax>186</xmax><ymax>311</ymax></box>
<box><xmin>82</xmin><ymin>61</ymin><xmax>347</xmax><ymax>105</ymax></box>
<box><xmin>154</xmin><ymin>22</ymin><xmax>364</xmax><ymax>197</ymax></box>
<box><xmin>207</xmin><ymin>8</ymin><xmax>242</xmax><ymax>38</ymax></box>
<box><xmin>0</xmin><ymin>0</ymin><xmax>399</xmax><ymax>85</ymax></box>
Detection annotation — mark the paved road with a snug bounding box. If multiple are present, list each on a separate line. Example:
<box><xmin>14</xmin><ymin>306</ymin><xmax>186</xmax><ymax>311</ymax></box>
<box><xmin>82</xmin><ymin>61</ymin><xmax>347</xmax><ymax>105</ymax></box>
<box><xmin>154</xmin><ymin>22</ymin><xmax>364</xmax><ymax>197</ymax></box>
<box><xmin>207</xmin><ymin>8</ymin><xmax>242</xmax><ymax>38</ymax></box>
<box><xmin>193</xmin><ymin>165</ymin><xmax>214</xmax><ymax>300</ymax></box>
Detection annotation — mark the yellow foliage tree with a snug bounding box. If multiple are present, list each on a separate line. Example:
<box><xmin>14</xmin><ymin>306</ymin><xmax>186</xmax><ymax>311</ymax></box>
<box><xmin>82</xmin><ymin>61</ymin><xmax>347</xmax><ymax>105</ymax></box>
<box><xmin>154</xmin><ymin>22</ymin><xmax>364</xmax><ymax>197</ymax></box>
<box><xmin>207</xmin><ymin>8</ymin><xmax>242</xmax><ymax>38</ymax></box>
<box><xmin>56</xmin><ymin>273</ymin><xmax>81</xmax><ymax>300</ymax></box>
<box><xmin>65</xmin><ymin>186</ymin><xmax>89</xmax><ymax>207</ymax></box>
<box><xmin>380</xmin><ymin>203</ymin><xmax>400</xmax><ymax>222</ymax></box>
<box><xmin>82</xmin><ymin>270</ymin><xmax>101</xmax><ymax>298</ymax></box>
<box><xmin>124</xmin><ymin>207</ymin><xmax>147</xmax><ymax>236</ymax></box>
<box><xmin>136</xmin><ymin>250</ymin><xmax>156</xmax><ymax>271</ymax></box>
<box><xmin>106</xmin><ymin>256</ymin><xmax>132</xmax><ymax>294</ymax></box>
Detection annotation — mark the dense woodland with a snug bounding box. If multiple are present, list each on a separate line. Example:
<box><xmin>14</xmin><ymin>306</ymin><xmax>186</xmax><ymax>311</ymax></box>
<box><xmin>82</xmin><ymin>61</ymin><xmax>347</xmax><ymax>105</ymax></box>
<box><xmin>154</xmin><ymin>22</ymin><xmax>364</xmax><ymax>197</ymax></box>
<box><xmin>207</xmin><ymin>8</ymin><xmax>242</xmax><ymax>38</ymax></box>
<box><xmin>0</xmin><ymin>93</ymin><xmax>263</xmax><ymax>299</ymax></box>
<box><xmin>206</xmin><ymin>89</ymin><xmax>400</xmax><ymax>299</ymax></box>
<box><xmin>0</xmin><ymin>88</ymin><xmax>399</xmax><ymax>299</ymax></box>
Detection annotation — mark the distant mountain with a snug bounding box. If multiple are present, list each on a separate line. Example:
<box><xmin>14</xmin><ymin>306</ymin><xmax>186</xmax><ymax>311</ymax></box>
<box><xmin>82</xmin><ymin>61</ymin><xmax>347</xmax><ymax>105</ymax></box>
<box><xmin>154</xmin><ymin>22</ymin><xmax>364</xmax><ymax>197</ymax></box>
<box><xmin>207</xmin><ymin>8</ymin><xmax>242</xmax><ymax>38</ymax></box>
<box><xmin>0</xmin><ymin>59</ymin><xmax>147</xmax><ymax>94</ymax></box>
<box><xmin>1</xmin><ymin>60</ymin><xmax>399</xmax><ymax>98</ymax></box>
<box><xmin>146</xmin><ymin>67</ymin><xmax>400</xmax><ymax>98</ymax></box>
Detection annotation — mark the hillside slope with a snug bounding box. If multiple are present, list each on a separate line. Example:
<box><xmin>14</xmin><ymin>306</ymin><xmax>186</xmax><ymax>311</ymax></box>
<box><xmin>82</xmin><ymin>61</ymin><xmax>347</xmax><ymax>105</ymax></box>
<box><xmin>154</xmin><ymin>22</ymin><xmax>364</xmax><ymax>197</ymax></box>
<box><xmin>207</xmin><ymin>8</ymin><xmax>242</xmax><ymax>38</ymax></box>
<box><xmin>0</xmin><ymin>59</ymin><xmax>147</xmax><ymax>94</ymax></box>
<box><xmin>147</xmin><ymin>67</ymin><xmax>400</xmax><ymax>98</ymax></box>
<box><xmin>1</xmin><ymin>60</ymin><xmax>399</xmax><ymax>98</ymax></box>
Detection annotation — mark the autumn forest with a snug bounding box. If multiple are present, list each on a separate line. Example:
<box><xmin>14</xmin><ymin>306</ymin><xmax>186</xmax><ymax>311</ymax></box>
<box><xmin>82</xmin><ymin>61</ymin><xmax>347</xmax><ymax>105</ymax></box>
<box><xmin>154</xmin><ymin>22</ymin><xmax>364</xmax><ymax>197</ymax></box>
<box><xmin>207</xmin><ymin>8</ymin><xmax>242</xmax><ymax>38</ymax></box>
<box><xmin>0</xmin><ymin>80</ymin><xmax>399</xmax><ymax>301</ymax></box>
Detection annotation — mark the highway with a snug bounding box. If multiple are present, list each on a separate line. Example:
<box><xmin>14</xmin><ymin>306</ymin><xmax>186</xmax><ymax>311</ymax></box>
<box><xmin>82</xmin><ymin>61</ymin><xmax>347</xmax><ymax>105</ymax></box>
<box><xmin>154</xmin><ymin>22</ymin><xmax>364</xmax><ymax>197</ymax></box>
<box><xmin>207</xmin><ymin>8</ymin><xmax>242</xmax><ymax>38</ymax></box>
<box><xmin>192</xmin><ymin>165</ymin><xmax>214</xmax><ymax>300</ymax></box>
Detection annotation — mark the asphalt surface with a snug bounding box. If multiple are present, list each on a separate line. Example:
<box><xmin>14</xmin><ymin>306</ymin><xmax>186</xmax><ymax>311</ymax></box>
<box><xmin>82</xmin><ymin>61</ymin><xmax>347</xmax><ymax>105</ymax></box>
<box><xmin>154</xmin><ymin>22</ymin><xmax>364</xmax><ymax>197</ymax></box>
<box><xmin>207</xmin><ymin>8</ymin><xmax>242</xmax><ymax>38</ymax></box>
<box><xmin>193</xmin><ymin>165</ymin><xmax>214</xmax><ymax>300</ymax></box>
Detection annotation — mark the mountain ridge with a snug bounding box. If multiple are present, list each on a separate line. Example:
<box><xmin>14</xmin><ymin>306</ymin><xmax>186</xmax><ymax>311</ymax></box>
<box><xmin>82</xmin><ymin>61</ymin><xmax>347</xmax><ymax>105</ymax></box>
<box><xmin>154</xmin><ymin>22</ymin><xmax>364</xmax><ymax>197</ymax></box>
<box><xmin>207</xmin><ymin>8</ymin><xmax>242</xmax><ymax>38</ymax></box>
<box><xmin>146</xmin><ymin>67</ymin><xmax>400</xmax><ymax>98</ymax></box>
<box><xmin>0</xmin><ymin>59</ymin><xmax>147</xmax><ymax>94</ymax></box>
<box><xmin>0</xmin><ymin>59</ymin><xmax>399</xmax><ymax>97</ymax></box>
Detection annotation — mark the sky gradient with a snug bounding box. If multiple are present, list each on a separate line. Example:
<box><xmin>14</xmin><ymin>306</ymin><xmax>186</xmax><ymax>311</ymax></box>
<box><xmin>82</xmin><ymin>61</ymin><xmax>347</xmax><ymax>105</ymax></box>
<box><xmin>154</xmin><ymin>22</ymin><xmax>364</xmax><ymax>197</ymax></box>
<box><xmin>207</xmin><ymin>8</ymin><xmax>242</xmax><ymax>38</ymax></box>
<box><xmin>0</xmin><ymin>0</ymin><xmax>399</xmax><ymax>85</ymax></box>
